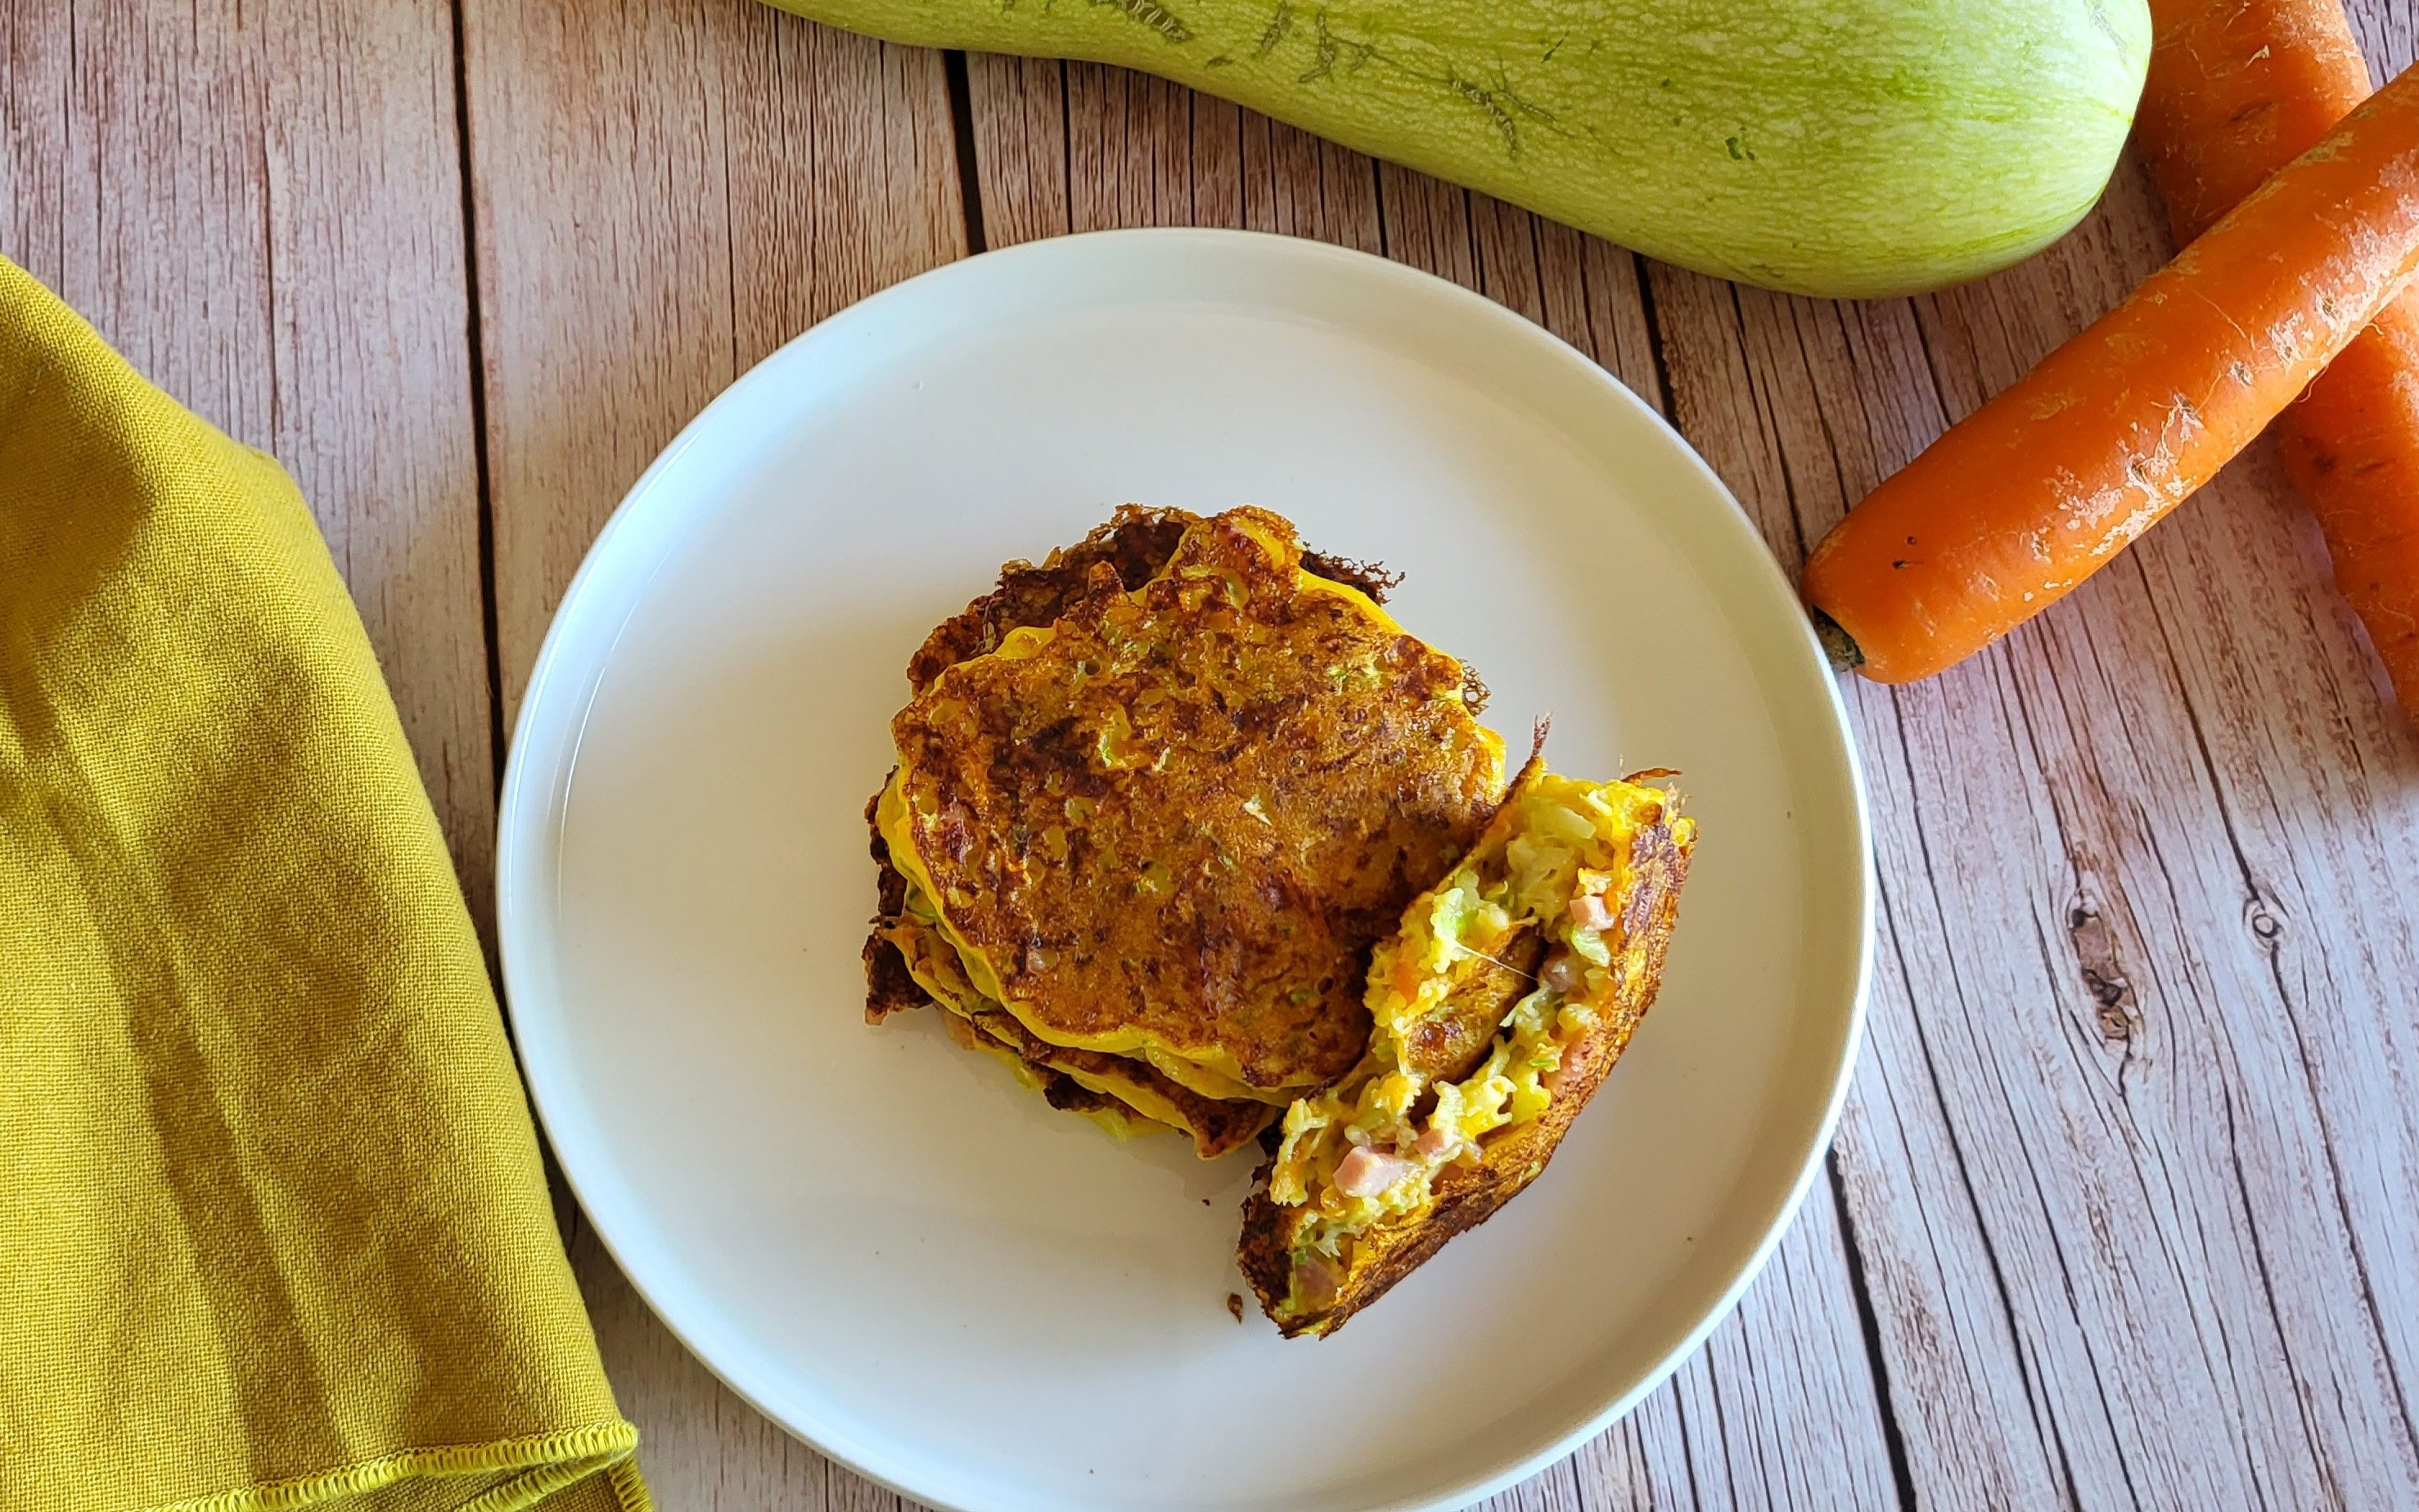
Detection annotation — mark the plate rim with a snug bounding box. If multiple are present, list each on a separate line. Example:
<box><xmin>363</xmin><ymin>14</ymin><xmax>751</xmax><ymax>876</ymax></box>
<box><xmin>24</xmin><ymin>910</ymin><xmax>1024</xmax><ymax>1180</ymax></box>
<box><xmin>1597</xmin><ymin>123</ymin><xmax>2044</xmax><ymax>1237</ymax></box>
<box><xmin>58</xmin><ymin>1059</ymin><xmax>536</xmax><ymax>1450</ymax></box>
<box><xmin>498</xmin><ymin>225</ymin><xmax>1876</xmax><ymax>1512</ymax></box>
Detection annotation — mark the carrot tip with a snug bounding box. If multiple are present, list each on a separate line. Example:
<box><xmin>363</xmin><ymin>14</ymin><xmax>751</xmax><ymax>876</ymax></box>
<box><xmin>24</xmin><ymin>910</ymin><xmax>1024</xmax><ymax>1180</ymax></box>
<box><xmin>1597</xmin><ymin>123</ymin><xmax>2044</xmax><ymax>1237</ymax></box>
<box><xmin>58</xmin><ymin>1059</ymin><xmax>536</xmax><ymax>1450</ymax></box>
<box><xmin>1811</xmin><ymin>609</ymin><xmax>1864</xmax><ymax>673</ymax></box>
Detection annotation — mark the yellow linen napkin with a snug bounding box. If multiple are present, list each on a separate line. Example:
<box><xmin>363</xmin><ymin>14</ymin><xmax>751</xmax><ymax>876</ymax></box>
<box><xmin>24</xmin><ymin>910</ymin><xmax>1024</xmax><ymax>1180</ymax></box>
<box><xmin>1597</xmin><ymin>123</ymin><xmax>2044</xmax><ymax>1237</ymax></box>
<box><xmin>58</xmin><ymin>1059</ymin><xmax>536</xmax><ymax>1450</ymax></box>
<box><xmin>0</xmin><ymin>258</ymin><xmax>648</xmax><ymax>1512</ymax></box>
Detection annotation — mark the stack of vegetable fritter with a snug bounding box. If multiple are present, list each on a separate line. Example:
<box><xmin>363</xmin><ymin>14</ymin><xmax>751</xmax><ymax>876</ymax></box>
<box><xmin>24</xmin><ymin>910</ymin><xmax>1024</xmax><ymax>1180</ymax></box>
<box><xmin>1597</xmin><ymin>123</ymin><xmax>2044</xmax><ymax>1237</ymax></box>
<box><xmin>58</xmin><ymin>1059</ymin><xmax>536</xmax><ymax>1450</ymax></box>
<box><xmin>864</xmin><ymin>505</ymin><xmax>1692</xmax><ymax>1332</ymax></box>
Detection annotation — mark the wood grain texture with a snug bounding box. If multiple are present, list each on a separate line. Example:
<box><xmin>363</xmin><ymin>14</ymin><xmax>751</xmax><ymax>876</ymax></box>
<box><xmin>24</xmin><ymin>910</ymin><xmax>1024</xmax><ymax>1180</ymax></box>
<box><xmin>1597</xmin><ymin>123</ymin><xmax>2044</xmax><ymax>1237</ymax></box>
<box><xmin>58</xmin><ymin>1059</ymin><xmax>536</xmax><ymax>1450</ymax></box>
<box><xmin>464</xmin><ymin>0</ymin><xmax>965</xmax><ymax>721</ymax></box>
<box><xmin>458</xmin><ymin>0</ymin><xmax>961</xmax><ymax>1501</ymax></box>
<box><xmin>1644</xmin><ymin>140</ymin><xmax>2419</xmax><ymax>1512</ymax></box>
<box><xmin>0</xmin><ymin>0</ymin><xmax>495</xmax><ymax>927</ymax></box>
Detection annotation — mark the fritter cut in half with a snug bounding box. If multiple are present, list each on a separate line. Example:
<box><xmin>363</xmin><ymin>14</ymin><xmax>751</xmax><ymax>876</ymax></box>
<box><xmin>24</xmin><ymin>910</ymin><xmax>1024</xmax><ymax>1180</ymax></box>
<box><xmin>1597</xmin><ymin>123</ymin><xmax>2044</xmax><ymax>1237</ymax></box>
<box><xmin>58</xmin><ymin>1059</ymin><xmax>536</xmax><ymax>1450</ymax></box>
<box><xmin>865</xmin><ymin>506</ymin><xmax>1506</xmax><ymax>1156</ymax></box>
<box><xmin>1237</xmin><ymin>757</ymin><xmax>1695</xmax><ymax>1336</ymax></box>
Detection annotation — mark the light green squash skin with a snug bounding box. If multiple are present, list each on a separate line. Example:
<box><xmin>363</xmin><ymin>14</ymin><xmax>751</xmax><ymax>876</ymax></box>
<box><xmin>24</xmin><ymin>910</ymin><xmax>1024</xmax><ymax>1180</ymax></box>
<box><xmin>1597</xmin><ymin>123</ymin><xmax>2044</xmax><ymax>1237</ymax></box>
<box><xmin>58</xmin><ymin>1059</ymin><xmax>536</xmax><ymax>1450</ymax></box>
<box><xmin>764</xmin><ymin>0</ymin><xmax>2149</xmax><ymax>298</ymax></box>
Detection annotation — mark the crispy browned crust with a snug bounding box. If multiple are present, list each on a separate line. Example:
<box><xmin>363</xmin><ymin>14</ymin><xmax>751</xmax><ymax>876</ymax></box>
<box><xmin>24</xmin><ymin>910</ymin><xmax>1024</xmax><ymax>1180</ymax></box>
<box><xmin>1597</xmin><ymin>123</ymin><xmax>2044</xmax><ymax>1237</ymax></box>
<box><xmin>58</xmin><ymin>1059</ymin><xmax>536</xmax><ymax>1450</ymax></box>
<box><xmin>867</xmin><ymin>785</ymin><xmax>1273</xmax><ymax>1158</ymax></box>
<box><xmin>906</xmin><ymin>506</ymin><xmax>1196</xmax><ymax>694</ymax></box>
<box><xmin>1298</xmin><ymin>549</ymin><xmax>1401</xmax><ymax>606</ymax></box>
<box><xmin>863</xmin><ymin>931</ymin><xmax>927</xmax><ymax>1024</ymax></box>
<box><xmin>1036</xmin><ymin>1071</ymin><xmax>1124</xmax><ymax>1118</ymax></box>
<box><xmin>890</xmin><ymin>508</ymin><xmax>1502</xmax><ymax>1091</ymax></box>
<box><xmin>938</xmin><ymin>1006</ymin><xmax>1133</xmax><ymax>1120</ymax></box>
<box><xmin>863</xmin><ymin>777</ymin><xmax>928</xmax><ymax>1024</ymax></box>
<box><xmin>1237</xmin><ymin>806</ymin><xmax>1695</xmax><ymax>1338</ymax></box>
<box><xmin>878</xmin><ymin>505</ymin><xmax>1437</xmax><ymax>1027</ymax></box>
<box><xmin>1402</xmin><ymin>925</ymin><xmax>1545</xmax><ymax>1083</ymax></box>
<box><xmin>899</xmin><ymin>504</ymin><xmax>1464</xmax><ymax>700</ymax></box>
<box><xmin>1297</xmin><ymin>548</ymin><xmax>1490</xmax><ymax>715</ymax></box>
<box><xmin>957</xmin><ymin>1000</ymin><xmax>1273</xmax><ymax>1158</ymax></box>
<box><xmin>877</xmin><ymin>519</ymin><xmax>1186</xmax><ymax>1022</ymax></box>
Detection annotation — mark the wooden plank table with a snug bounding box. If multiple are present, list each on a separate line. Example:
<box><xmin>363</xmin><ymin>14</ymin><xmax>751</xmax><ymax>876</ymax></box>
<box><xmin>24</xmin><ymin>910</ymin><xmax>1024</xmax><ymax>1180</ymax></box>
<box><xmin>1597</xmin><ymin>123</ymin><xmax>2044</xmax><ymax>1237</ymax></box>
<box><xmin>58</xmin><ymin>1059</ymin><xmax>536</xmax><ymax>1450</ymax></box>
<box><xmin>12</xmin><ymin>0</ymin><xmax>2419</xmax><ymax>1503</ymax></box>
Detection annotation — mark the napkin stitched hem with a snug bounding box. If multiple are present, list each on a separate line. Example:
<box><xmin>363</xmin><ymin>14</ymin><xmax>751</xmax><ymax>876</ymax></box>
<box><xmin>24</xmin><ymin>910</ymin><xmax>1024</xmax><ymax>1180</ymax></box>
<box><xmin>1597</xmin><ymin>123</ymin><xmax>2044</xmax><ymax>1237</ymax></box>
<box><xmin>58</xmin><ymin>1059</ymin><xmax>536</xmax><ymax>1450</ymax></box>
<box><xmin>136</xmin><ymin>1423</ymin><xmax>649</xmax><ymax>1512</ymax></box>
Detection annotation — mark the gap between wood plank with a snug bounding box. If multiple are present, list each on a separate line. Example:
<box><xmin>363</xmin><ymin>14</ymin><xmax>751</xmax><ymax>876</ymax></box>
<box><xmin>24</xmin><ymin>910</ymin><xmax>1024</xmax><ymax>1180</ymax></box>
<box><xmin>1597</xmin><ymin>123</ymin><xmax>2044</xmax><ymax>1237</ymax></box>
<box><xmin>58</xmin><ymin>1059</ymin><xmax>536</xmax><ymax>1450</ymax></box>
<box><xmin>1628</xmin><ymin>252</ymin><xmax>1678</xmax><ymax>417</ymax></box>
<box><xmin>447</xmin><ymin>0</ymin><xmax>507</xmax><ymax>804</ymax></box>
<box><xmin>1878</xmin><ymin>696</ymin><xmax>2118</xmax><ymax>1487</ymax></box>
<box><xmin>1827</xmin><ymin>1150</ymin><xmax>1921</xmax><ymax>1510</ymax></box>
<box><xmin>944</xmin><ymin>51</ymin><xmax>988</xmax><ymax>254</ymax></box>
<box><xmin>2132</xmin><ymin>558</ymin><xmax>2419</xmax><ymax>1459</ymax></box>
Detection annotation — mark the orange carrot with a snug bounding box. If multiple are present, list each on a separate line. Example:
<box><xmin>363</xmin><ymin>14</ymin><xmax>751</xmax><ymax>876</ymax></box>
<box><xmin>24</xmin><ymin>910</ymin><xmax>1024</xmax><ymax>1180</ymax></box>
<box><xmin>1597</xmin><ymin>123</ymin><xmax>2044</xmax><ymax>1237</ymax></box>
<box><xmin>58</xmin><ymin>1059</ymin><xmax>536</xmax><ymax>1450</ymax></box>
<box><xmin>2137</xmin><ymin>0</ymin><xmax>2371</xmax><ymax>239</ymax></box>
<box><xmin>2277</xmin><ymin>303</ymin><xmax>2419</xmax><ymax>700</ymax></box>
<box><xmin>1804</xmin><ymin>60</ymin><xmax>2419</xmax><ymax>685</ymax></box>
<box><xmin>2138</xmin><ymin>0</ymin><xmax>2419</xmax><ymax>708</ymax></box>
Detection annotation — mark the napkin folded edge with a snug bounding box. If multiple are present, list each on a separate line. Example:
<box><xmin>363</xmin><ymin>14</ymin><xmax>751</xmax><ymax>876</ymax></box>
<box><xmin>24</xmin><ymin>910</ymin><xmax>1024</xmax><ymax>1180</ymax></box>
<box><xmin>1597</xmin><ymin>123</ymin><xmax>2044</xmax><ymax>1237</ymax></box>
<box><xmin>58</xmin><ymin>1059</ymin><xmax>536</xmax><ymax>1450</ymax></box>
<box><xmin>142</xmin><ymin>1422</ymin><xmax>647</xmax><ymax>1512</ymax></box>
<box><xmin>0</xmin><ymin>254</ymin><xmax>654</xmax><ymax>1512</ymax></box>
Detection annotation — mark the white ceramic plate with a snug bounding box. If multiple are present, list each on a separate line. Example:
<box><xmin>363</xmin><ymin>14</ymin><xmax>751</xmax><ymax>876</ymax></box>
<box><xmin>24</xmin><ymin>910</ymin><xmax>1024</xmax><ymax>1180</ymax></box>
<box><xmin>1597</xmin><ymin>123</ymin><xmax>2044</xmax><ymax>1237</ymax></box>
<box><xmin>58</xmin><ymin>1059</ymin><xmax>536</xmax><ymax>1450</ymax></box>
<box><xmin>498</xmin><ymin>229</ymin><xmax>1871</xmax><ymax>1512</ymax></box>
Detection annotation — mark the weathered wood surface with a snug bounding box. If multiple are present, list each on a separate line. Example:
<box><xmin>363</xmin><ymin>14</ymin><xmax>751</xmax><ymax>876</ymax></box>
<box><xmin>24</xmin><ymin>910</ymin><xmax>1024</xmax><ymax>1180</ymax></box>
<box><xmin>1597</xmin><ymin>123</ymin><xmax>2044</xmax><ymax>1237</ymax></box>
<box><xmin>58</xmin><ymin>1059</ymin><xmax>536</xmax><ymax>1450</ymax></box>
<box><xmin>0</xmin><ymin>0</ymin><xmax>496</xmax><ymax>929</ymax></box>
<box><xmin>461</xmin><ymin>0</ymin><xmax>966</xmax><ymax>722</ymax></box>
<box><xmin>25</xmin><ymin>0</ymin><xmax>2419</xmax><ymax>1503</ymax></box>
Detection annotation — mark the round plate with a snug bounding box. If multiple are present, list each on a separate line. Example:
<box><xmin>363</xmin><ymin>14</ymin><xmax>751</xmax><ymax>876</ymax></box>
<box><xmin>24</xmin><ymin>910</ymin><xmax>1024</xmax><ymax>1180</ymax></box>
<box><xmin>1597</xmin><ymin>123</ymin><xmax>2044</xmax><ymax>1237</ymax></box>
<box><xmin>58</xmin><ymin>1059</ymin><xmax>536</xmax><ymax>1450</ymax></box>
<box><xmin>498</xmin><ymin>229</ymin><xmax>1872</xmax><ymax>1512</ymax></box>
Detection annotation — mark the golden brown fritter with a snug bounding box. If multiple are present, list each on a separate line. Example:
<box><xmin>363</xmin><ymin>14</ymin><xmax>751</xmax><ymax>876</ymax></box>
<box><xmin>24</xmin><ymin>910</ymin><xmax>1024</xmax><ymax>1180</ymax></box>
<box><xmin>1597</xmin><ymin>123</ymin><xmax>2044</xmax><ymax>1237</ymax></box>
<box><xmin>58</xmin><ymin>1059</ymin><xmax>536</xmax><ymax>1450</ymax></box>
<box><xmin>906</xmin><ymin>508</ymin><xmax>1196</xmax><ymax>695</ymax></box>
<box><xmin>886</xmin><ymin>507</ymin><xmax>1505</xmax><ymax>1094</ymax></box>
<box><xmin>863</xmin><ymin>782</ymin><xmax>926</xmax><ymax>1024</ymax></box>
<box><xmin>953</xmin><ymin>997</ymin><xmax>1273</xmax><ymax>1159</ymax></box>
<box><xmin>903</xmin><ymin>505</ymin><xmax>1421</xmax><ymax>696</ymax></box>
<box><xmin>869</xmin><ymin>822</ymin><xmax>1273</xmax><ymax>1158</ymax></box>
<box><xmin>938</xmin><ymin>1010</ymin><xmax>1168</xmax><ymax>1138</ymax></box>
<box><xmin>1237</xmin><ymin>774</ymin><xmax>1695</xmax><ymax>1337</ymax></box>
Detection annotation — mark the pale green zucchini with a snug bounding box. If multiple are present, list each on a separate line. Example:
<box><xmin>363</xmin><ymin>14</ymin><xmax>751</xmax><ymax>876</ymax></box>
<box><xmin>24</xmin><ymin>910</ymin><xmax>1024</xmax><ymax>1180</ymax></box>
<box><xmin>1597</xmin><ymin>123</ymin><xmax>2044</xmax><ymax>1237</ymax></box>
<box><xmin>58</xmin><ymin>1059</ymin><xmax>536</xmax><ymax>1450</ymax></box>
<box><xmin>763</xmin><ymin>0</ymin><xmax>2149</xmax><ymax>297</ymax></box>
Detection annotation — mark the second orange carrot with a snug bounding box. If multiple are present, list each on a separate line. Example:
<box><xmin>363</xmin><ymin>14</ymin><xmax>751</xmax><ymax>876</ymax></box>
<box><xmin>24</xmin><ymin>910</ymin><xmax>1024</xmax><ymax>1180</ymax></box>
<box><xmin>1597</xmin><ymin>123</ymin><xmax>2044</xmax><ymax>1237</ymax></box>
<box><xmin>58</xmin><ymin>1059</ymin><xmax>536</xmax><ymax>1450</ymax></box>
<box><xmin>2138</xmin><ymin>0</ymin><xmax>2419</xmax><ymax>709</ymax></box>
<box><xmin>1804</xmin><ymin>59</ymin><xmax>2419</xmax><ymax>685</ymax></box>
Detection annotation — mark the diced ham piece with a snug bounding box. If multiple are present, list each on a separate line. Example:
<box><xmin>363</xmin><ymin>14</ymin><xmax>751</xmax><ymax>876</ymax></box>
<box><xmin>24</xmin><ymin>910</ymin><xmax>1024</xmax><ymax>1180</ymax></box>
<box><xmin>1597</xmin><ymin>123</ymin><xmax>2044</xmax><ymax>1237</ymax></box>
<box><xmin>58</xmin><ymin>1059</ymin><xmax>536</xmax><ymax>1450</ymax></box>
<box><xmin>1568</xmin><ymin>893</ymin><xmax>1616</xmax><ymax>933</ymax></box>
<box><xmin>1412</xmin><ymin>1126</ymin><xmax>1461</xmax><ymax>1161</ymax></box>
<box><xmin>1539</xmin><ymin>950</ymin><xmax>1580</xmax><ymax>994</ymax></box>
<box><xmin>1293</xmin><ymin>1253</ymin><xmax>1342</xmax><ymax>1307</ymax></box>
<box><xmin>1544</xmin><ymin>1040</ymin><xmax>1594</xmax><ymax>1096</ymax></box>
<box><xmin>1332</xmin><ymin>1145</ymin><xmax>1417</xmax><ymax>1198</ymax></box>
